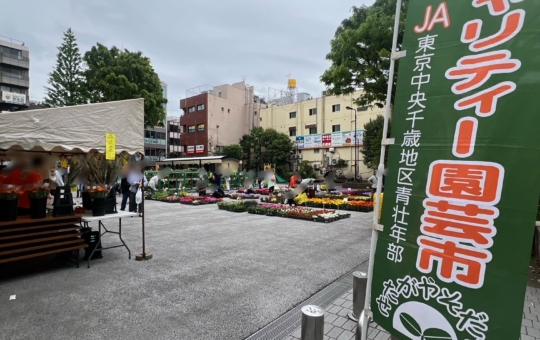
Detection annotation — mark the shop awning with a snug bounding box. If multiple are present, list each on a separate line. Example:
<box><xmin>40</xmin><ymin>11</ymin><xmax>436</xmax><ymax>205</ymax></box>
<box><xmin>0</xmin><ymin>99</ymin><xmax>144</xmax><ymax>156</ymax></box>
<box><xmin>157</xmin><ymin>156</ymin><xmax>240</xmax><ymax>165</ymax></box>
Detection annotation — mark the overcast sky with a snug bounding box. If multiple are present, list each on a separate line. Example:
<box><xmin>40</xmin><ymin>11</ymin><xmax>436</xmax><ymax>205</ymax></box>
<box><xmin>0</xmin><ymin>0</ymin><xmax>372</xmax><ymax>116</ymax></box>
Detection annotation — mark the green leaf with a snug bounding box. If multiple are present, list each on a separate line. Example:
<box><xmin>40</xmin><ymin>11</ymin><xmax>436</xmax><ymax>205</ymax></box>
<box><xmin>422</xmin><ymin>328</ymin><xmax>452</xmax><ymax>340</ymax></box>
<box><xmin>399</xmin><ymin>312</ymin><xmax>422</xmax><ymax>337</ymax></box>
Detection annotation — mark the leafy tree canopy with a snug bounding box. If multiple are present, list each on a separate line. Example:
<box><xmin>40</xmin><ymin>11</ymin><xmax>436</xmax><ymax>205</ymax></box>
<box><xmin>219</xmin><ymin>144</ymin><xmax>243</xmax><ymax>160</ymax></box>
<box><xmin>299</xmin><ymin>161</ymin><xmax>318</xmax><ymax>180</ymax></box>
<box><xmin>43</xmin><ymin>28</ymin><xmax>87</xmax><ymax>107</ymax></box>
<box><xmin>239</xmin><ymin>128</ymin><xmax>294</xmax><ymax>172</ymax></box>
<box><xmin>83</xmin><ymin>43</ymin><xmax>166</xmax><ymax>127</ymax></box>
<box><xmin>361</xmin><ymin>115</ymin><xmax>390</xmax><ymax>169</ymax></box>
<box><xmin>320</xmin><ymin>0</ymin><xmax>408</xmax><ymax>108</ymax></box>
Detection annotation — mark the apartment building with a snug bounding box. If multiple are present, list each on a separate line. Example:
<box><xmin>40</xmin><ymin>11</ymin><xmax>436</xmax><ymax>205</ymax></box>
<box><xmin>143</xmin><ymin>82</ymin><xmax>169</xmax><ymax>162</ymax></box>
<box><xmin>0</xmin><ymin>36</ymin><xmax>30</xmax><ymax>112</ymax></box>
<box><xmin>167</xmin><ymin>116</ymin><xmax>181</xmax><ymax>156</ymax></box>
<box><xmin>259</xmin><ymin>90</ymin><xmax>384</xmax><ymax>179</ymax></box>
<box><xmin>179</xmin><ymin>81</ymin><xmax>266</xmax><ymax>157</ymax></box>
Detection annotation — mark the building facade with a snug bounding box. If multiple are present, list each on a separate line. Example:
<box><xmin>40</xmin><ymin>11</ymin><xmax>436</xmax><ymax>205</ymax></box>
<box><xmin>179</xmin><ymin>81</ymin><xmax>266</xmax><ymax>157</ymax></box>
<box><xmin>259</xmin><ymin>91</ymin><xmax>384</xmax><ymax>179</ymax></box>
<box><xmin>167</xmin><ymin>116</ymin><xmax>181</xmax><ymax>157</ymax></box>
<box><xmin>143</xmin><ymin>82</ymin><xmax>169</xmax><ymax>162</ymax></box>
<box><xmin>0</xmin><ymin>36</ymin><xmax>30</xmax><ymax>112</ymax></box>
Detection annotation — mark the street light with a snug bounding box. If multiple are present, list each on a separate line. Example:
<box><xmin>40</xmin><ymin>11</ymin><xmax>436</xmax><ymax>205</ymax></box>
<box><xmin>346</xmin><ymin>106</ymin><xmax>358</xmax><ymax>181</ymax></box>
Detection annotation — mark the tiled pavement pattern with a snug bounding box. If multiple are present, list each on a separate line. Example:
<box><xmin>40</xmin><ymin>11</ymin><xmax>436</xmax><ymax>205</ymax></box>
<box><xmin>284</xmin><ymin>289</ymin><xmax>391</xmax><ymax>340</ymax></box>
<box><xmin>283</xmin><ymin>284</ymin><xmax>540</xmax><ymax>340</ymax></box>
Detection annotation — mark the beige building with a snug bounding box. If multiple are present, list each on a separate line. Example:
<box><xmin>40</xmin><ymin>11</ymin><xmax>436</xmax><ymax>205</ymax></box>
<box><xmin>180</xmin><ymin>81</ymin><xmax>266</xmax><ymax>157</ymax></box>
<box><xmin>259</xmin><ymin>90</ymin><xmax>384</xmax><ymax>179</ymax></box>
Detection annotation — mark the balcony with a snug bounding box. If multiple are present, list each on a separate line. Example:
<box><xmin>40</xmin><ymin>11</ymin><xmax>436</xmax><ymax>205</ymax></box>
<box><xmin>0</xmin><ymin>71</ymin><xmax>29</xmax><ymax>87</ymax></box>
<box><xmin>0</xmin><ymin>52</ymin><xmax>29</xmax><ymax>69</ymax></box>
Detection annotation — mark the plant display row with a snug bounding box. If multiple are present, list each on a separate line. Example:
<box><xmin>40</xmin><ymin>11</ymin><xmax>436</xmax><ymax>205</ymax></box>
<box><xmin>305</xmin><ymin>198</ymin><xmax>374</xmax><ymax>212</ymax></box>
<box><xmin>237</xmin><ymin>188</ymin><xmax>270</xmax><ymax>195</ymax></box>
<box><xmin>247</xmin><ymin>204</ymin><xmax>351</xmax><ymax>223</ymax></box>
<box><xmin>230</xmin><ymin>193</ymin><xmax>261</xmax><ymax>199</ymax></box>
<box><xmin>180</xmin><ymin>197</ymin><xmax>222</xmax><ymax>205</ymax></box>
<box><xmin>315</xmin><ymin>191</ymin><xmax>371</xmax><ymax>199</ymax></box>
<box><xmin>145</xmin><ymin>191</ymin><xmax>190</xmax><ymax>202</ymax></box>
<box><xmin>217</xmin><ymin>200</ymin><xmax>259</xmax><ymax>212</ymax></box>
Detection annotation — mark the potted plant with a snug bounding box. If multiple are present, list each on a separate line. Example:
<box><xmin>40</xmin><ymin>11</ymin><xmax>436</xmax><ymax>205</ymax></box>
<box><xmin>83</xmin><ymin>155</ymin><xmax>122</xmax><ymax>214</ymax></box>
<box><xmin>88</xmin><ymin>186</ymin><xmax>109</xmax><ymax>216</ymax></box>
<box><xmin>0</xmin><ymin>187</ymin><xmax>23</xmax><ymax>222</ymax></box>
<box><xmin>28</xmin><ymin>185</ymin><xmax>50</xmax><ymax>219</ymax></box>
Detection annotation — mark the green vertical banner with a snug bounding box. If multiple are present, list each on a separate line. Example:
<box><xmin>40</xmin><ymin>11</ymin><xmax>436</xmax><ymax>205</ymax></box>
<box><xmin>371</xmin><ymin>1</ymin><xmax>540</xmax><ymax>339</ymax></box>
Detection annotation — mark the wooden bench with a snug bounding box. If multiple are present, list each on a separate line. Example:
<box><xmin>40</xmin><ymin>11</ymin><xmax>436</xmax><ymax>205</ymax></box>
<box><xmin>0</xmin><ymin>215</ymin><xmax>87</xmax><ymax>267</ymax></box>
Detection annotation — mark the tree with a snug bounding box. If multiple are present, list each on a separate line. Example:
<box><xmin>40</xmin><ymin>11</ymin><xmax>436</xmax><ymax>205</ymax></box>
<box><xmin>43</xmin><ymin>28</ymin><xmax>87</xmax><ymax>107</ymax></box>
<box><xmin>219</xmin><ymin>144</ymin><xmax>243</xmax><ymax>159</ymax></box>
<box><xmin>333</xmin><ymin>159</ymin><xmax>349</xmax><ymax>175</ymax></box>
<box><xmin>361</xmin><ymin>115</ymin><xmax>391</xmax><ymax>169</ymax></box>
<box><xmin>239</xmin><ymin>128</ymin><xmax>294</xmax><ymax>173</ymax></box>
<box><xmin>83</xmin><ymin>43</ymin><xmax>166</xmax><ymax>127</ymax></box>
<box><xmin>320</xmin><ymin>0</ymin><xmax>408</xmax><ymax>108</ymax></box>
<box><xmin>299</xmin><ymin>161</ymin><xmax>317</xmax><ymax>179</ymax></box>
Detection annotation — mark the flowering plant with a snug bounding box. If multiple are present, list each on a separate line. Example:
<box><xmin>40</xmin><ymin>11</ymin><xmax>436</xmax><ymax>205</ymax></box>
<box><xmin>0</xmin><ymin>187</ymin><xmax>24</xmax><ymax>200</ymax></box>
<box><xmin>87</xmin><ymin>186</ymin><xmax>109</xmax><ymax>198</ymax></box>
<box><xmin>28</xmin><ymin>186</ymin><xmax>50</xmax><ymax>199</ymax></box>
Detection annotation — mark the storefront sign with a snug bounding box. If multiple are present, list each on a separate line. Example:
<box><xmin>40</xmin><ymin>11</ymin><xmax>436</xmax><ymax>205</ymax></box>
<box><xmin>187</xmin><ymin>146</ymin><xmax>195</xmax><ymax>154</ymax></box>
<box><xmin>371</xmin><ymin>1</ymin><xmax>540</xmax><ymax>339</ymax></box>
<box><xmin>145</xmin><ymin>156</ymin><xmax>166</xmax><ymax>161</ymax></box>
<box><xmin>295</xmin><ymin>130</ymin><xmax>363</xmax><ymax>149</ymax></box>
<box><xmin>1</xmin><ymin>91</ymin><xmax>26</xmax><ymax>105</ymax></box>
<box><xmin>196</xmin><ymin>145</ymin><xmax>204</xmax><ymax>154</ymax></box>
<box><xmin>106</xmin><ymin>133</ymin><xmax>116</xmax><ymax>160</ymax></box>
<box><xmin>296</xmin><ymin>136</ymin><xmax>304</xmax><ymax>149</ymax></box>
<box><xmin>144</xmin><ymin>138</ymin><xmax>166</xmax><ymax>145</ymax></box>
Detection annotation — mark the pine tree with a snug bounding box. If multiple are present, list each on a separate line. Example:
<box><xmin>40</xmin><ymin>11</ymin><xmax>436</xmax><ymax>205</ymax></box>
<box><xmin>43</xmin><ymin>28</ymin><xmax>87</xmax><ymax>107</ymax></box>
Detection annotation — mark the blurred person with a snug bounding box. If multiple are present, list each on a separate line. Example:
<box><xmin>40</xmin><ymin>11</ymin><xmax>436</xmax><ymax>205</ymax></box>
<box><xmin>128</xmin><ymin>164</ymin><xmax>147</xmax><ymax>216</ymax></box>
<box><xmin>368</xmin><ymin>171</ymin><xmax>378</xmax><ymax>196</ymax></box>
<box><xmin>267</xmin><ymin>172</ymin><xmax>276</xmax><ymax>200</ymax></box>
<box><xmin>49</xmin><ymin>167</ymin><xmax>64</xmax><ymax>197</ymax></box>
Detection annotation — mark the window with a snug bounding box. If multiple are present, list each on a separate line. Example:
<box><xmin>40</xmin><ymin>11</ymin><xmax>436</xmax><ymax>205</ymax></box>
<box><xmin>188</xmin><ymin>107</ymin><xmax>195</xmax><ymax>113</ymax></box>
<box><xmin>289</xmin><ymin>130</ymin><xmax>296</xmax><ymax>137</ymax></box>
<box><xmin>181</xmin><ymin>125</ymin><xmax>186</xmax><ymax>134</ymax></box>
<box><xmin>197</xmin><ymin>104</ymin><xmax>205</xmax><ymax>111</ymax></box>
<box><xmin>0</xmin><ymin>85</ymin><xmax>26</xmax><ymax>94</ymax></box>
<box><xmin>198</xmin><ymin>124</ymin><xmax>205</xmax><ymax>132</ymax></box>
<box><xmin>289</xmin><ymin>111</ymin><xmax>296</xmax><ymax>119</ymax></box>
<box><xmin>227</xmin><ymin>109</ymin><xmax>230</xmax><ymax>113</ymax></box>
<box><xmin>254</xmin><ymin>111</ymin><xmax>257</xmax><ymax>115</ymax></box>
<box><xmin>260</xmin><ymin>118</ymin><xmax>262</xmax><ymax>121</ymax></box>
<box><xmin>309</xmin><ymin>108</ymin><xmax>317</xmax><ymax>116</ymax></box>
<box><xmin>314</xmin><ymin>149</ymin><xmax>320</xmax><ymax>154</ymax></box>
<box><xmin>332</xmin><ymin>104</ymin><xmax>340</xmax><ymax>112</ymax></box>
<box><xmin>221</xmin><ymin>107</ymin><xmax>224</xmax><ymax>112</ymax></box>
<box><xmin>358</xmin><ymin>106</ymin><xmax>368</xmax><ymax>112</ymax></box>
<box><xmin>309</xmin><ymin>127</ymin><xmax>317</xmax><ymax>134</ymax></box>
<box><xmin>332</xmin><ymin>125</ymin><xmax>341</xmax><ymax>132</ymax></box>
<box><xmin>145</xmin><ymin>130</ymin><xmax>151</xmax><ymax>138</ymax></box>
<box><xmin>188</xmin><ymin>125</ymin><xmax>196</xmax><ymax>133</ymax></box>
<box><xmin>218</xmin><ymin>92</ymin><xmax>222</xmax><ymax>97</ymax></box>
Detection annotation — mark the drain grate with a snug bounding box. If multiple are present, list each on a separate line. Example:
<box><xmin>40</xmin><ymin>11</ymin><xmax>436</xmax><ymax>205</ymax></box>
<box><xmin>245</xmin><ymin>281</ymin><xmax>350</xmax><ymax>340</ymax></box>
<box><xmin>246</xmin><ymin>260</ymin><xmax>369</xmax><ymax>340</ymax></box>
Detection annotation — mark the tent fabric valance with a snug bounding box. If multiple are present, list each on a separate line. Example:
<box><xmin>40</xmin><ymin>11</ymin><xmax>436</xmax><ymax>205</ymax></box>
<box><xmin>0</xmin><ymin>99</ymin><xmax>144</xmax><ymax>156</ymax></box>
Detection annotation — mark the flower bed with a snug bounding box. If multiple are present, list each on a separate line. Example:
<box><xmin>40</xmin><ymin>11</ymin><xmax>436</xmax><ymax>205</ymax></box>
<box><xmin>237</xmin><ymin>188</ymin><xmax>269</xmax><ymax>195</ymax></box>
<box><xmin>230</xmin><ymin>193</ymin><xmax>260</xmax><ymax>200</ymax></box>
<box><xmin>306</xmin><ymin>198</ymin><xmax>374</xmax><ymax>212</ymax></box>
<box><xmin>217</xmin><ymin>201</ymin><xmax>254</xmax><ymax>212</ymax></box>
<box><xmin>246</xmin><ymin>203</ymin><xmax>351</xmax><ymax>223</ymax></box>
<box><xmin>147</xmin><ymin>191</ymin><xmax>190</xmax><ymax>201</ymax></box>
<box><xmin>180</xmin><ymin>197</ymin><xmax>222</xmax><ymax>205</ymax></box>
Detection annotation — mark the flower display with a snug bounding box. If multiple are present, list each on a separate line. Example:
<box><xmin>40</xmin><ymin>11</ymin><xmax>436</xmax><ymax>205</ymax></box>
<box><xmin>306</xmin><ymin>198</ymin><xmax>373</xmax><ymax>212</ymax></box>
<box><xmin>28</xmin><ymin>186</ymin><xmax>50</xmax><ymax>199</ymax></box>
<box><xmin>231</xmin><ymin>193</ymin><xmax>260</xmax><ymax>199</ymax></box>
<box><xmin>242</xmin><ymin>203</ymin><xmax>351</xmax><ymax>222</ymax></box>
<box><xmin>0</xmin><ymin>188</ymin><xmax>24</xmax><ymax>200</ymax></box>
<box><xmin>180</xmin><ymin>197</ymin><xmax>221</xmax><ymax>205</ymax></box>
<box><xmin>87</xmin><ymin>186</ymin><xmax>109</xmax><ymax>198</ymax></box>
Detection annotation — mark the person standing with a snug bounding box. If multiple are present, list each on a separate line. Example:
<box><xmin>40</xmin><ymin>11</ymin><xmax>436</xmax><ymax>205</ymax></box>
<box><xmin>49</xmin><ymin>168</ymin><xmax>64</xmax><ymax>198</ymax></box>
<box><xmin>225</xmin><ymin>176</ymin><xmax>231</xmax><ymax>191</ymax></box>
<box><xmin>120</xmin><ymin>176</ymin><xmax>130</xmax><ymax>211</ymax></box>
<box><xmin>127</xmin><ymin>165</ymin><xmax>147</xmax><ymax>215</ymax></box>
<box><xmin>368</xmin><ymin>171</ymin><xmax>378</xmax><ymax>196</ymax></box>
<box><xmin>268</xmin><ymin>172</ymin><xmax>276</xmax><ymax>201</ymax></box>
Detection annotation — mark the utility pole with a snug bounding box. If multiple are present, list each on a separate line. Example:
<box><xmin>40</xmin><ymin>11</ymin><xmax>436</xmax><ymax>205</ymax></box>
<box><xmin>346</xmin><ymin>106</ymin><xmax>358</xmax><ymax>181</ymax></box>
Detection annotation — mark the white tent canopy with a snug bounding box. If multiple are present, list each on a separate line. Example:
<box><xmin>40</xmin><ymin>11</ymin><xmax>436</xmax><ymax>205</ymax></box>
<box><xmin>0</xmin><ymin>99</ymin><xmax>144</xmax><ymax>156</ymax></box>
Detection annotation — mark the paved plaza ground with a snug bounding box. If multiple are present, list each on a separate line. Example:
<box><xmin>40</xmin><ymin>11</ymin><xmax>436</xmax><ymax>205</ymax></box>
<box><xmin>0</xmin><ymin>200</ymin><xmax>372</xmax><ymax>340</ymax></box>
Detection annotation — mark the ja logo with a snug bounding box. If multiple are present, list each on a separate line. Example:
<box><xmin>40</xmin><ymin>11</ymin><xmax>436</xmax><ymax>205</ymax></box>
<box><xmin>393</xmin><ymin>302</ymin><xmax>457</xmax><ymax>340</ymax></box>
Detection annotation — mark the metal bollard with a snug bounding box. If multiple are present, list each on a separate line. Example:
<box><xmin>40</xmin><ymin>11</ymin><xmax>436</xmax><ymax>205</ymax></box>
<box><xmin>348</xmin><ymin>271</ymin><xmax>368</xmax><ymax>321</ymax></box>
<box><xmin>301</xmin><ymin>305</ymin><xmax>325</xmax><ymax>340</ymax></box>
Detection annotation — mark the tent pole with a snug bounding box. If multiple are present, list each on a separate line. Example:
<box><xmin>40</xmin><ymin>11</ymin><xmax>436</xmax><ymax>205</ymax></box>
<box><xmin>360</xmin><ymin>0</ymin><xmax>402</xmax><ymax>338</ymax></box>
<box><xmin>136</xmin><ymin>180</ymin><xmax>153</xmax><ymax>261</ymax></box>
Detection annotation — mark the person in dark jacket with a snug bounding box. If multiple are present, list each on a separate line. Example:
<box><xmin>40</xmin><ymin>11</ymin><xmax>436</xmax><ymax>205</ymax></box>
<box><xmin>120</xmin><ymin>176</ymin><xmax>131</xmax><ymax>211</ymax></box>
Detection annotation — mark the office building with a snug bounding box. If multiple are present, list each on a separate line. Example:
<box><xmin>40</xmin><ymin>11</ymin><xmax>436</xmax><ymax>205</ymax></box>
<box><xmin>143</xmin><ymin>81</ymin><xmax>169</xmax><ymax>162</ymax></box>
<box><xmin>167</xmin><ymin>116</ymin><xmax>181</xmax><ymax>157</ymax></box>
<box><xmin>259</xmin><ymin>90</ymin><xmax>384</xmax><ymax>179</ymax></box>
<box><xmin>179</xmin><ymin>81</ymin><xmax>266</xmax><ymax>157</ymax></box>
<box><xmin>0</xmin><ymin>36</ymin><xmax>30</xmax><ymax>112</ymax></box>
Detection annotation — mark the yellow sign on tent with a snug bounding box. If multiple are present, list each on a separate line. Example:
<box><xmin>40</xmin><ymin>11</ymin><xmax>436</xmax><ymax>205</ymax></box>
<box><xmin>60</xmin><ymin>158</ymin><xmax>68</xmax><ymax>168</ymax></box>
<box><xmin>106</xmin><ymin>133</ymin><xmax>116</xmax><ymax>160</ymax></box>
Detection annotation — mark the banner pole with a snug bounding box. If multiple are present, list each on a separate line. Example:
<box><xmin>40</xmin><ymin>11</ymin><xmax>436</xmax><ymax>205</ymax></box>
<box><xmin>360</xmin><ymin>0</ymin><xmax>403</xmax><ymax>339</ymax></box>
